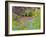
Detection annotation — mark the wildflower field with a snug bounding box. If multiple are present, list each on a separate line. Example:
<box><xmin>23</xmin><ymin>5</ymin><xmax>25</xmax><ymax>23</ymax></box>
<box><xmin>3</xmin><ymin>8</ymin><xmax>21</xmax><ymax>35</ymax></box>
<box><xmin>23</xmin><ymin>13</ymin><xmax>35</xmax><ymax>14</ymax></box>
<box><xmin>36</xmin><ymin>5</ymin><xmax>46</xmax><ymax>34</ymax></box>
<box><xmin>12</xmin><ymin>6</ymin><xmax>40</xmax><ymax>30</ymax></box>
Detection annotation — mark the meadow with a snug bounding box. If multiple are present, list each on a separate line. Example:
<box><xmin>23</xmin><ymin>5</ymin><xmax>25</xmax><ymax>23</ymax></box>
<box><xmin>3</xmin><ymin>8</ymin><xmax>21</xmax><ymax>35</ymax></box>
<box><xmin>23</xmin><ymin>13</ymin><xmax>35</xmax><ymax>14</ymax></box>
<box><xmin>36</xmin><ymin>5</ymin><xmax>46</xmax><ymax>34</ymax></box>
<box><xmin>12</xmin><ymin>7</ymin><xmax>40</xmax><ymax>30</ymax></box>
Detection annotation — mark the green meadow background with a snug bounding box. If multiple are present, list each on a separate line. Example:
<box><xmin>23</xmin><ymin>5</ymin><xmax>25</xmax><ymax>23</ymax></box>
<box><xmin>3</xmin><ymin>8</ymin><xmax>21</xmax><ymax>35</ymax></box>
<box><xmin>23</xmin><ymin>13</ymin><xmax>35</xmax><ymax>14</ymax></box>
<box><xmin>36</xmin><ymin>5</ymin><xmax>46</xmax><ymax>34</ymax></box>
<box><xmin>12</xmin><ymin>7</ymin><xmax>40</xmax><ymax>30</ymax></box>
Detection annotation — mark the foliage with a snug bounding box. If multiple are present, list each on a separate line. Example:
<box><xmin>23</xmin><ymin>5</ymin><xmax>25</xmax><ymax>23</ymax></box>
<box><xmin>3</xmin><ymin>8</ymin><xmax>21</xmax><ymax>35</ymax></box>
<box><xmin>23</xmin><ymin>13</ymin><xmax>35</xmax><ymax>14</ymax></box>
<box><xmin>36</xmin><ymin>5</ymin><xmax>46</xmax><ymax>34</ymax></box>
<box><xmin>12</xmin><ymin>7</ymin><xmax>40</xmax><ymax>30</ymax></box>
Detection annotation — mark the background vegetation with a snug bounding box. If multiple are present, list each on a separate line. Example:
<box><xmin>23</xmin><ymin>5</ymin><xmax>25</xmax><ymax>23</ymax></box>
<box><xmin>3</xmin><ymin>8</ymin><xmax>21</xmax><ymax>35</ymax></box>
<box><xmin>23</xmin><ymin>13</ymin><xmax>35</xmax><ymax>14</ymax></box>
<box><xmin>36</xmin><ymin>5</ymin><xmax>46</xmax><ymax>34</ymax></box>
<box><xmin>12</xmin><ymin>7</ymin><xmax>40</xmax><ymax>30</ymax></box>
